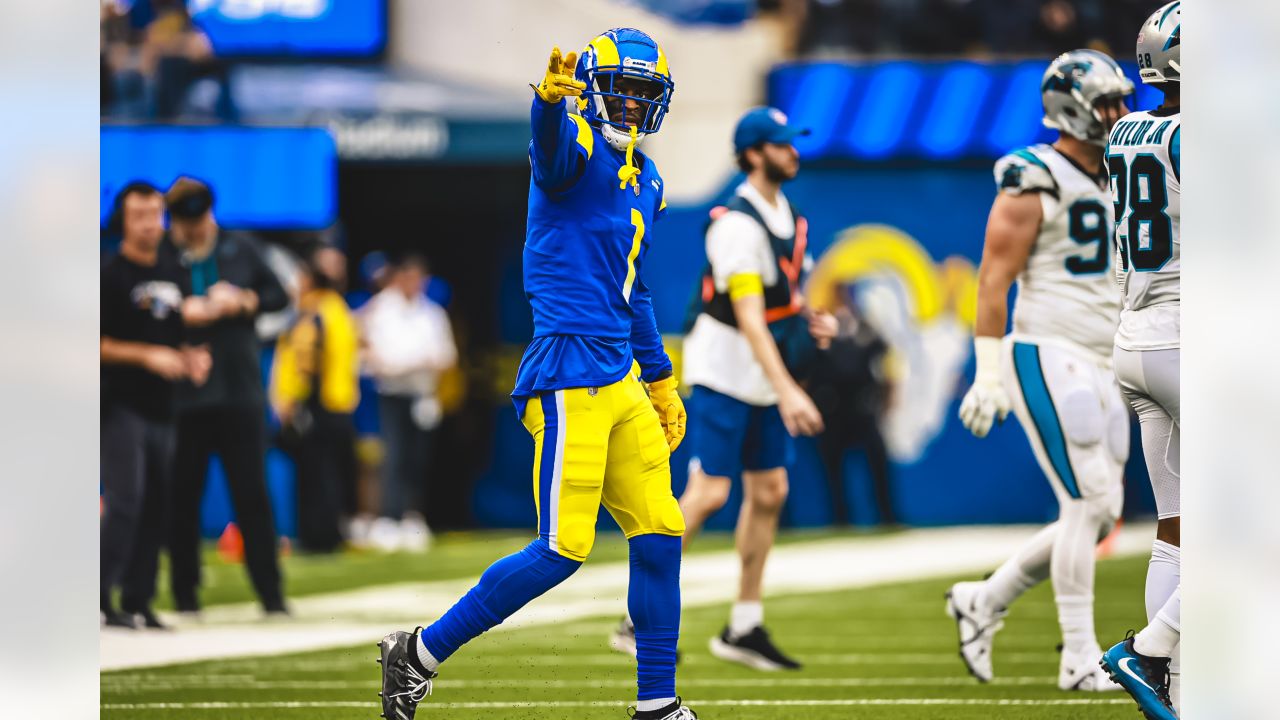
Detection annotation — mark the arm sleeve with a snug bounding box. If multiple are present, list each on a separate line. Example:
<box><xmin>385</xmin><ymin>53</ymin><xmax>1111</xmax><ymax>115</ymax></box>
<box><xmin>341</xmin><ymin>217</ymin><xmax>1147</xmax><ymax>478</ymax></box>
<box><xmin>247</xmin><ymin>241</ymin><xmax>288</xmax><ymax>314</ymax></box>
<box><xmin>529</xmin><ymin>94</ymin><xmax>592</xmax><ymax>193</ymax></box>
<box><xmin>706</xmin><ymin>213</ymin><xmax>769</xmax><ymax>289</ymax></box>
<box><xmin>100</xmin><ymin>267</ymin><xmax>122</xmax><ymax>339</ymax></box>
<box><xmin>629</xmin><ymin>263</ymin><xmax>672</xmax><ymax>382</ymax></box>
<box><xmin>320</xmin><ymin>300</ymin><xmax>361</xmax><ymax>413</ymax></box>
<box><xmin>422</xmin><ymin>303</ymin><xmax>458</xmax><ymax>371</ymax></box>
<box><xmin>269</xmin><ymin>327</ymin><xmax>306</xmax><ymax>410</ymax></box>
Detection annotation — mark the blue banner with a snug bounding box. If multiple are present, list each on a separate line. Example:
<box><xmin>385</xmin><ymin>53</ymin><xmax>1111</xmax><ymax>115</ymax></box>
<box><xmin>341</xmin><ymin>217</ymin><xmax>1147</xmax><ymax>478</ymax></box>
<box><xmin>189</xmin><ymin>0</ymin><xmax>385</xmax><ymax>57</ymax></box>
<box><xmin>769</xmin><ymin>59</ymin><xmax>1162</xmax><ymax>161</ymax></box>
<box><xmin>101</xmin><ymin>126</ymin><xmax>337</xmax><ymax>229</ymax></box>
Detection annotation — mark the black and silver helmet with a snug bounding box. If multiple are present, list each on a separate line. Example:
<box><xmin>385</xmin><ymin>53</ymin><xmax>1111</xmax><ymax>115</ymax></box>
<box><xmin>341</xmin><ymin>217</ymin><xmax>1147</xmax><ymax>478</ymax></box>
<box><xmin>1137</xmin><ymin>1</ymin><xmax>1181</xmax><ymax>84</ymax></box>
<box><xmin>1040</xmin><ymin>49</ymin><xmax>1135</xmax><ymax>146</ymax></box>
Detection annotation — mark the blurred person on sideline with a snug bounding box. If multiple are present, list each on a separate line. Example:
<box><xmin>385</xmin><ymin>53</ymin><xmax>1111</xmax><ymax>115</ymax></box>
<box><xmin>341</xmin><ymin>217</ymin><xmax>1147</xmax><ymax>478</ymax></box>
<box><xmin>101</xmin><ymin>181</ymin><xmax>210</xmax><ymax>629</ymax></box>
<box><xmin>164</xmin><ymin>177</ymin><xmax>289</xmax><ymax>616</ymax></box>
<box><xmin>807</xmin><ymin>290</ymin><xmax>895</xmax><ymax>527</ymax></box>
<box><xmin>141</xmin><ymin>0</ymin><xmax>234</xmax><ymax>120</ymax></box>
<box><xmin>612</xmin><ymin>107</ymin><xmax>835</xmax><ymax>671</ymax></box>
<box><xmin>270</xmin><ymin>248</ymin><xmax>361</xmax><ymax>554</ymax></box>
<box><xmin>360</xmin><ymin>255</ymin><xmax>457</xmax><ymax>552</ymax></box>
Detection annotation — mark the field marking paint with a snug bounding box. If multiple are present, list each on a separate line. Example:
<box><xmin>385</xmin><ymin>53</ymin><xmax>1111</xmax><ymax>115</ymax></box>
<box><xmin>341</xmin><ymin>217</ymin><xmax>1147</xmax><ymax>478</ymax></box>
<box><xmin>102</xmin><ymin>698</ymin><xmax>1137</xmax><ymax>710</ymax></box>
<box><xmin>102</xmin><ymin>524</ymin><xmax>1155</xmax><ymax>670</ymax></box>
<box><xmin>104</xmin><ymin>675</ymin><xmax>1059</xmax><ymax>691</ymax></box>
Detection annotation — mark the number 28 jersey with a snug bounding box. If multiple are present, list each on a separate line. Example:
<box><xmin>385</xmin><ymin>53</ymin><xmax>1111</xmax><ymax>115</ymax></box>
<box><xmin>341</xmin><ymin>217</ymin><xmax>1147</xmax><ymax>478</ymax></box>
<box><xmin>1106</xmin><ymin>108</ymin><xmax>1181</xmax><ymax>351</ymax></box>
<box><xmin>994</xmin><ymin>144</ymin><xmax>1120</xmax><ymax>360</ymax></box>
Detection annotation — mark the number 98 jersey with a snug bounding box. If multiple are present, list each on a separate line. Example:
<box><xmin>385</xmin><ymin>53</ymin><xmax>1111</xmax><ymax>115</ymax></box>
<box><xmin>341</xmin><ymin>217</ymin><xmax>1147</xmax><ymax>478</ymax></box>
<box><xmin>994</xmin><ymin>144</ymin><xmax>1120</xmax><ymax>360</ymax></box>
<box><xmin>1106</xmin><ymin>108</ymin><xmax>1181</xmax><ymax>351</ymax></box>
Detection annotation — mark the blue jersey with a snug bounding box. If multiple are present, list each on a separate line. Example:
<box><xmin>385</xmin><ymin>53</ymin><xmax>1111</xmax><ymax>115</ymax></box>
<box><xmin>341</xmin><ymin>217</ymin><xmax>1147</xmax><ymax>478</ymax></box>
<box><xmin>512</xmin><ymin>95</ymin><xmax>672</xmax><ymax>401</ymax></box>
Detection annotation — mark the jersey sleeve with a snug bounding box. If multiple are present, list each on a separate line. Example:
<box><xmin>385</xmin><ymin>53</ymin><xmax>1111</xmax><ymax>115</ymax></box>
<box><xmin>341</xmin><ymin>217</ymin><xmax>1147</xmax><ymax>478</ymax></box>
<box><xmin>529</xmin><ymin>95</ymin><xmax>593</xmax><ymax>193</ymax></box>
<box><xmin>994</xmin><ymin>149</ymin><xmax>1059</xmax><ymax>199</ymax></box>
<box><xmin>705</xmin><ymin>212</ymin><xmax>769</xmax><ymax>289</ymax></box>
<box><xmin>628</xmin><ymin>264</ymin><xmax>672</xmax><ymax>382</ymax></box>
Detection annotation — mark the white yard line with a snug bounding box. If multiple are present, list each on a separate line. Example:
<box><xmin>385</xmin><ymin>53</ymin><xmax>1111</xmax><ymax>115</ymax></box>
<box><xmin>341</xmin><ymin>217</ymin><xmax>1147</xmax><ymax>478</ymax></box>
<box><xmin>103</xmin><ymin>698</ymin><xmax>1136</xmax><ymax>710</ymax></box>
<box><xmin>101</xmin><ymin>523</ymin><xmax>1154</xmax><ymax>671</ymax></box>
<box><xmin>105</xmin><ymin>675</ymin><xmax>1061</xmax><ymax>691</ymax></box>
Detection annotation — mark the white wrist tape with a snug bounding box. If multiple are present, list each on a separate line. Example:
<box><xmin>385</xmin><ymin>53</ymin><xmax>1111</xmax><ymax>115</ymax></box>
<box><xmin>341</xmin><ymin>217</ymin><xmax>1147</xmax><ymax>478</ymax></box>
<box><xmin>973</xmin><ymin>336</ymin><xmax>1004</xmax><ymax>384</ymax></box>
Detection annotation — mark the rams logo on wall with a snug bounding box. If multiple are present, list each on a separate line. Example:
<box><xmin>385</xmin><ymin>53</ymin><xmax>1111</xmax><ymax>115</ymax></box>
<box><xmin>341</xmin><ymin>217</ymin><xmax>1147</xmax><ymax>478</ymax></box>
<box><xmin>807</xmin><ymin>224</ymin><xmax>977</xmax><ymax>462</ymax></box>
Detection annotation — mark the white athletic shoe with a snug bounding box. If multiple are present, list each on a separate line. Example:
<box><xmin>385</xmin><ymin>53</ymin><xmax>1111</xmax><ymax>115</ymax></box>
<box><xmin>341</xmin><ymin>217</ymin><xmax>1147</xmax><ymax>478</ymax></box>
<box><xmin>400</xmin><ymin>514</ymin><xmax>433</xmax><ymax>554</ymax></box>
<box><xmin>369</xmin><ymin>517</ymin><xmax>403</xmax><ymax>553</ymax></box>
<box><xmin>608</xmin><ymin>616</ymin><xmax>637</xmax><ymax>657</ymax></box>
<box><xmin>945</xmin><ymin>580</ymin><xmax>1006</xmax><ymax>683</ymax></box>
<box><xmin>1059</xmin><ymin>647</ymin><xmax>1123</xmax><ymax>692</ymax></box>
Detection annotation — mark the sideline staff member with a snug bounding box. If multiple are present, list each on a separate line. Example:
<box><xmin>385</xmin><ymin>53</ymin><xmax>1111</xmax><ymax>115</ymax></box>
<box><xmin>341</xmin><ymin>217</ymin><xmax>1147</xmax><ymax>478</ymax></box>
<box><xmin>165</xmin><ymin>177</ymin><xmax>289</xmax><ymax>615</ymax></box>
<box><xmin>101</xmin><ymin>181</ymin><xmax>210</xmax><ymax>628</ymax></box>
<box><xmin>667</xmin><ymin>107</ymin><xmax>833</xmax><ymax>669</ymax></box>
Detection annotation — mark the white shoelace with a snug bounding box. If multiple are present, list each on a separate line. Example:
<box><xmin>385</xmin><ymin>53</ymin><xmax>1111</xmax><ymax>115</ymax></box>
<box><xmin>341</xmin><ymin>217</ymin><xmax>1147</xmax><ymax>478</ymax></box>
<box><xmin>389</xmin><ymin>661</ymin><xmax>433</xmax><ymax>703</ymax></box>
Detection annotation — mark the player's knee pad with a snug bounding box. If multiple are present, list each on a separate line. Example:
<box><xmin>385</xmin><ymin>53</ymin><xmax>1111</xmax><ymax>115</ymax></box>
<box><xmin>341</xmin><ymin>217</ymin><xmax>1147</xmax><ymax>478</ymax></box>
<box><xmin>1105</xmin><ymin>396</ymin><xmax>1130</xmax><ymax>464</ymax></box>
<box><xmin>1084</xmin><ymin>484</ymin><xmax>1124</xmax><ymax>538</ymax></box>
<box><xmin>552</xmin><ymin>519</ymin><xmax>598</xmax><ymax>561</ymax></box>
<box><xmin>1059</xmin><ymin>386</ymin><xmax>1104</xmax><ymax>448</ymax></box>
<box><xmin>651</xmin><ymin>492</ymin><xmax>687</xmax><ymax>537</ymax></box>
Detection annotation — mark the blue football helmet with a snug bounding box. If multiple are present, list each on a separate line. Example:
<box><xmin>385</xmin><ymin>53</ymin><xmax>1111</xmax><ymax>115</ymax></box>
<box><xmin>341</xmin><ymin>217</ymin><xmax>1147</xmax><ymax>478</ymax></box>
<box><xmin>575</xmin><ymin>28</ymin><xmax>675</xmax><ymax>152</ymax></box>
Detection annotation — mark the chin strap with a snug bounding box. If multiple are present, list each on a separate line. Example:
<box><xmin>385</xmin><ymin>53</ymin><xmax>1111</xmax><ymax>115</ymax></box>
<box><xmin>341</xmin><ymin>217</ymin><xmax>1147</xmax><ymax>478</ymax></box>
<box><xmin>617</xmin><ymin>125</ymin><xmax>641</xmax><ymax>191</ymax></box>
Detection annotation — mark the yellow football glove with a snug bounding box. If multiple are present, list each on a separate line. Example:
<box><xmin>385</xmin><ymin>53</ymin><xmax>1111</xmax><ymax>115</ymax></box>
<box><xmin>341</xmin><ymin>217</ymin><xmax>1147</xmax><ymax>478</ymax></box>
<box><xmin>647</xmin><ymin>376</ymin><xmax>686</xmax><ymax>453</ymax></box>
<box><xmin>533</xmin><ymin>46</ymin><xmax>586</xmax><ymax>104</ymax></box>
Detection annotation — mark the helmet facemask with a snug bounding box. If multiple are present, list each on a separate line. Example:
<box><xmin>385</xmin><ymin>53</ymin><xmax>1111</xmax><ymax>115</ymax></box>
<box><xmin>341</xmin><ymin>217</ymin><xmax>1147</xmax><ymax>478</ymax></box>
<box><xmin>576</xmin><ymin>35</ymin><xmax>675</xmax><ymax>153</ymax></box>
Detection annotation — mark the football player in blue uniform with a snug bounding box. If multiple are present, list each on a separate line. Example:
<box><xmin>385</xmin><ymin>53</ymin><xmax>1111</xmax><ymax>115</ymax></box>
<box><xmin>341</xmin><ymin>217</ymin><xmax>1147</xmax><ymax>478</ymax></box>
<box><xmin>377</xmin><ymin>28</ymin><xmax>696</xmax><ymax>720</ymax></box>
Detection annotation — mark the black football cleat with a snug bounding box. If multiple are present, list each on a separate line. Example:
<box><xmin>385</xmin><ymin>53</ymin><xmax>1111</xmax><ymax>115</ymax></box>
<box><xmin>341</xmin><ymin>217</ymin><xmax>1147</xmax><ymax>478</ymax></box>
<box><xmin>627</xmin><ymin>696</ymin><xmax>699</xmax><ymax>719</ymax></box>
<box><xmin>378</xmin><ymin>628</ymin><xmax>436</xmax><ymax>720</ymax></box>
<box><xmin>709</xmin><ymin>625</ymin><xmax>802</xmax><ymax>671</ymax></box>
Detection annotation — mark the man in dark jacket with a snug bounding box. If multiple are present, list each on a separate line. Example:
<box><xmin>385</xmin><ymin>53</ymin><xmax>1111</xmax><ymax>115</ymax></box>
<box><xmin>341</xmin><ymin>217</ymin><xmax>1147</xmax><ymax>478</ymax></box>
<box><xmin>164</xmin><ymin>177</ymin><xmax>288</xmax><ymax>615</ymax></box>
<box><xmin>808</xmin><ymin>301</ymin><xmax>896</xmax><ymax>527</ymax></box>
<box><xmin>101</xmin><ymin>181</ymin><xmax>211</xmax><ymax>629</ymax></box>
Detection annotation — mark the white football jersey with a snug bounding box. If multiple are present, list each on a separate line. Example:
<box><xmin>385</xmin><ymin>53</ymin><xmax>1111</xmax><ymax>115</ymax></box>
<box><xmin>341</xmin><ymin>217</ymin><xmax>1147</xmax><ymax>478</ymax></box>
<box><xmin>1106</xmin><ymin>108</ymin><xmax>1181</xmax><ymax>350</ymax></box>
<box><xmin>994</xmin><ymin>144</ymin><xmax>1120</xmax><ymax>360</ymax></box>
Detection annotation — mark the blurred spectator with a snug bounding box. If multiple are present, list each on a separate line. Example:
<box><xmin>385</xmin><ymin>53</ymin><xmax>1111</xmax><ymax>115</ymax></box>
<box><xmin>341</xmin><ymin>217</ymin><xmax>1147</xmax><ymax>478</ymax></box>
<box><xmin>100</xmin><ymin>182</ymin><xmax>210</xmax><ymax>629</ymax></box>
<box><xmin>791</xmin><ymin>0</ymin><xmax>1158</xmax><ymax>59</ymax></box>
<box><xmin>808</xmin><ymin>295</ymin><xmax>896</xmax><ymax>526</ymax></box>
<box><xmin>360</xmin><ymin>255</ymin><xmax>457</xmax><ymax>553</ymax></box>
<box><xmin>101</xmin><ymin>0</ymin><xmax>235</xmax><ymax>120</ymax></box>
<box><xmin>270</xmin><ymin>248</ymin><xmax>361</xmax><ymax>554</ymax></box>
<box><xmin>164</xmin><ymin>177</ymin><xmax>289</xmax><ymax>615</ymax></box>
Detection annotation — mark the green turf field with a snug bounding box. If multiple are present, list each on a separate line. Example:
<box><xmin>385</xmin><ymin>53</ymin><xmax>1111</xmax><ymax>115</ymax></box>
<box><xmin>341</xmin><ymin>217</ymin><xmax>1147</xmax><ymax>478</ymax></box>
<box><xmin>153</xmin><ymin>528</ymin><xmax>883</xmax><ymax>609</ymax></box>
<box><xmin>103</xmin><ymin>545</ymin><xmax>1148</xmax><ymax>719</ymax></box>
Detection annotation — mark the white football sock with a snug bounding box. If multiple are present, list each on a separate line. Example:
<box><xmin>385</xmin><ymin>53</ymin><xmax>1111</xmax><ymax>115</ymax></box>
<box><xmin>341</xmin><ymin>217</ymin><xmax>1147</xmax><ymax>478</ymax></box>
<box><xmin>1145</xmin><ymin>540</ymin><xmax>1180</xmax><ymax>622</ymax></box>
<box><xmin>729</xmin><ymin>601</ymin><xmax>764</xmax><ymax>638</ymax></box>
<box><xmin>415</xmin><ymin>629</ymin><xmax>440</xmax><ymax>672</ymax></box>
<box><xmin>635</xmin><ymin>697</ymin><xmax>676</xmax><ymax>713</ymax></box>
<box><xmin>1057</xmin><ymin>594</ymin><xmax>1097</xmax><ymax>656</ymax></box>
<box><xmin>1169</xmin><ymin>642</ymin><xmax>1181</xmax><ymax>713</ymax></box>
<box><xmin>1051</xmin><ymin>499</ymin><xmax>1105</xmax><ymax>654</ymax></box>
<box><xmin>1134</xmin><ymin>586</ymin><xmax>1180</xmax><ymax>658</ymax></box>
<box><xmin>983</xmin><ymin>522</ymin><xmax>1055</xmax><ymax>609</ymax></box>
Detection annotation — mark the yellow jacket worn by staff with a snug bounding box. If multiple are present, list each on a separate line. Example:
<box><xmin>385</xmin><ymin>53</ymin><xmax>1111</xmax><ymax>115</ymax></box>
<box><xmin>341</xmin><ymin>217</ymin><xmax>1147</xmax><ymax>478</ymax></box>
<box><xmin>270</xmin><ymin>288</ymin><xmax>360</xmax><ymax>416</ymax></box>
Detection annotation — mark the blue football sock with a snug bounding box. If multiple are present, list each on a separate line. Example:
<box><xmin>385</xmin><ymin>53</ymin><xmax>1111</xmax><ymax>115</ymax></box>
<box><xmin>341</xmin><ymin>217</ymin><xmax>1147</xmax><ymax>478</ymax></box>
<box><xmin>419</xmin><ymin>539</ymin><xmax>581</xmax><ymax>664</ymax></box>
<box><xmin>628</xmin><ymin>533</ymin><xmax>682</xmax><ymax>701</ymax></box>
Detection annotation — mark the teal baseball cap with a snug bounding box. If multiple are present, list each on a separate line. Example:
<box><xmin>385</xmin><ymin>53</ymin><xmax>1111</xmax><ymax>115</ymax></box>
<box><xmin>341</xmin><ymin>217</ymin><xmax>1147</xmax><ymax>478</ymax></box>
<box><xmin>733</xmin><ymin>106</ymin><xmax>810</xmax><ymax>154</ymax></box>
